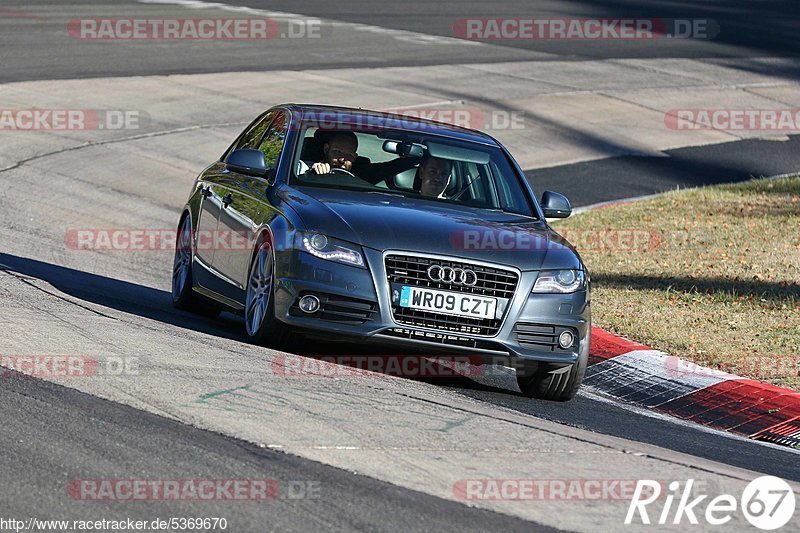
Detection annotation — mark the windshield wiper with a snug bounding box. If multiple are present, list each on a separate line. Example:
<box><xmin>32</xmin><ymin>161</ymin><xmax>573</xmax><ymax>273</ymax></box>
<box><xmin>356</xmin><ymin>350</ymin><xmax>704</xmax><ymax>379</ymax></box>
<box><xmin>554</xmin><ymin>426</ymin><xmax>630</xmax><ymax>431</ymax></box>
<box><xmin>475</xmin><ymin>207</ymin><xmax>540</xmax><ymax>219</ymax></box>
<box><xmin>367</xmin><ymin>190</ymin><xmax>406</xmax><ymax>198</ymax></box>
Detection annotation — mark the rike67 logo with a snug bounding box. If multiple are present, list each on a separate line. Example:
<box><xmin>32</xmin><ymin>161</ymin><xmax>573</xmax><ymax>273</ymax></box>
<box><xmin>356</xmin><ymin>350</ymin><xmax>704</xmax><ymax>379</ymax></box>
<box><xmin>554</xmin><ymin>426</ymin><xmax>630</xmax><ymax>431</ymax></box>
<box><xmin>626</xmin><ymin>476</ymin><xmax>796</xmax><ymax>530</ymax></box>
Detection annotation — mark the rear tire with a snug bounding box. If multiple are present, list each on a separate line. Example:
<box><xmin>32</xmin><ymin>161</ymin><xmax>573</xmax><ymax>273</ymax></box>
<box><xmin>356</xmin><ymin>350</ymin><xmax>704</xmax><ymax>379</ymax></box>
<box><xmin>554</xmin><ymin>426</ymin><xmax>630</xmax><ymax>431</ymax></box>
<box><xmin>516</xmin><ymin>352</ymin><xmax>587</xmax><ymax>402</ymax></box>
<box><xmin>171</xmin><ymin>214</ymin><xmax>221</xmax><ymax>318</ymax></box>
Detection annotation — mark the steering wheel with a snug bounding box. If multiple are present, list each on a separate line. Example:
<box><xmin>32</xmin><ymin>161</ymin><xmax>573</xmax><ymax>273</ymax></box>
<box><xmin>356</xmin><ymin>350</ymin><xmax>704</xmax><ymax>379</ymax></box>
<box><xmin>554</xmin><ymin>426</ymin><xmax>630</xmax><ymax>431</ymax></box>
<box><xmin>329</xmin><ymin>167</ymin><xmax>358</xmax><ymax>178</ymax></box>
<box><xmin>304</xmin><ymin>165</ymin><xmax>374</xmax><ymax>189</ymax></box>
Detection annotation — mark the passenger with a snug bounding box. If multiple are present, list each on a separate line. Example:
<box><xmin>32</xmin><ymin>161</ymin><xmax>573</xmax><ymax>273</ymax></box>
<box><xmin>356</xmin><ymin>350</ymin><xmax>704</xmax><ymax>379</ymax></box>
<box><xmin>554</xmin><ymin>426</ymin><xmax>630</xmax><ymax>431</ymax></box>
<box><xmin>414</xmin><ymin>155</ymin><xmax>452</xmax><ymax>198</ymax></box>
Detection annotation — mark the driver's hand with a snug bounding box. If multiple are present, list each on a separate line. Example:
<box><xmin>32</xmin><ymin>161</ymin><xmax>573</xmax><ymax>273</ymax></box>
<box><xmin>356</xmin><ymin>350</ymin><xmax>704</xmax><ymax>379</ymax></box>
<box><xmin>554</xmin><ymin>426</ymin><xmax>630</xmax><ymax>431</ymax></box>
<box><xmin>311</xmin><ymin>162</ymin><xmax>331</xmax><ymax>174</ymax></box>
<box><xmin>336</xmin><ymin>158</ymin><xmax>353</xmax><ymax>171</ymax></box>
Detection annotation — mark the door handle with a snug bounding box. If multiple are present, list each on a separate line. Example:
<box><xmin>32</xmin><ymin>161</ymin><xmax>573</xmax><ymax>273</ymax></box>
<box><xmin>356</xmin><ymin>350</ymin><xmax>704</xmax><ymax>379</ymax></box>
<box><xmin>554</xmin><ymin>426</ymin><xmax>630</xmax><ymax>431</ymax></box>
<box><xmin>200</xmin><ymin>186</ymin><xmax>212</xmax><ymax>198</ymax></box>
<box><xmin>222</xmin><ymin>194</ymin><xmax>234</xmax><ymax>207</ymax></box>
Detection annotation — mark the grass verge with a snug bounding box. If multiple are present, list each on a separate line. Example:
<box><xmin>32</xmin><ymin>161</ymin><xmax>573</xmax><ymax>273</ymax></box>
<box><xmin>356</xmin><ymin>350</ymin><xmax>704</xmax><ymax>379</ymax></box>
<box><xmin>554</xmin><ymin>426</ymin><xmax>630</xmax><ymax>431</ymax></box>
<box><xmin>555</xmin><ymin>176</ymin><xmax>800</xmax><ymax>390</ymax></box>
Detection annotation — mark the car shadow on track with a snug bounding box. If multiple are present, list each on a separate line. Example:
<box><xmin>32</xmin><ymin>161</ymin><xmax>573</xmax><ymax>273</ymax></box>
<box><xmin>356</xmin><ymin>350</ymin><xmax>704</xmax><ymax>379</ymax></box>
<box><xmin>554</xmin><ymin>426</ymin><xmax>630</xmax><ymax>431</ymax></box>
<box><xmin>0</xmin><ymin>252</ymin><xmax>248</xmax><ymax>343</ymax></box>
<box><xmin>595</xmin><ymin>273</ymin><xmax>800</xmax><ymax>301</ymax></box>
<box><xmin>0</xmin><ymin>251</ymin><xmax>516</xmax><ymax>394</ymax></box>
<box><xmin>528</xmin><ymin>134</ymin><xmax>800</xmax><ymax>208</ymax></box>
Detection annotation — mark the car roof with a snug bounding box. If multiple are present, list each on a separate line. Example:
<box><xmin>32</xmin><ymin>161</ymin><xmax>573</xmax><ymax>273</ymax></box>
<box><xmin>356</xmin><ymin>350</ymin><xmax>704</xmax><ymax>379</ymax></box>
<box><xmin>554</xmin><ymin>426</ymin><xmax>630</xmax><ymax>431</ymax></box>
<box><xmin>280</xmin><ymin>103</ymin><xmax>500</xmax><ymax>146</ymax></box>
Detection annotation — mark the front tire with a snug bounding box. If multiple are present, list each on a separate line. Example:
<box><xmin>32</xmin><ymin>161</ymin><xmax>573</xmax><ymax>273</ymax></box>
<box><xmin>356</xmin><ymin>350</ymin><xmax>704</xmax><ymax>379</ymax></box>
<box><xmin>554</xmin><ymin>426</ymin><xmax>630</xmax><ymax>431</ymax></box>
<box><xmin>172</xmin><ymin>215</ymin><xmax>220</xmax><ymax>317</ymax></box>
<box><xmin>516</xmin><ymin>353</ymin><xmax>587</xmax><ymax>402</ymax></box>
<box><xmin>244</xmin><ymin>238</ymin><xmax>289</xmax><ymax>347</ymax></box>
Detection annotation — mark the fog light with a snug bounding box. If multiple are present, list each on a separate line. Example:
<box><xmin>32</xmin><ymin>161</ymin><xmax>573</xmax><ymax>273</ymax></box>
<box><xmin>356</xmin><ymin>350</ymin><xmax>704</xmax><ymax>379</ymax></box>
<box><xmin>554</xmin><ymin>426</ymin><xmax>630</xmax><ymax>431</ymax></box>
<box><xmin>298</xmin><ymin>295</ymin><xmax>320</xmax><ymax>314</ymax></box>
<box><xmin>558</xmin><ymin>330</ymin><xmax>574</xmax><ymax>349</ymax></box>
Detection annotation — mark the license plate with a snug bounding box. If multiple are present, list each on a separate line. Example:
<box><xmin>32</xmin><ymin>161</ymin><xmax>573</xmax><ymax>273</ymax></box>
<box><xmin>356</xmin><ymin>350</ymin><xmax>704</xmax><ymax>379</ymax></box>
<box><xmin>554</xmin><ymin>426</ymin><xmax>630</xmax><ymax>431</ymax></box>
<box><xmin>399</xmin><ymin>286</ymin><xmax>497</xmax><ymax>320</ymax></box>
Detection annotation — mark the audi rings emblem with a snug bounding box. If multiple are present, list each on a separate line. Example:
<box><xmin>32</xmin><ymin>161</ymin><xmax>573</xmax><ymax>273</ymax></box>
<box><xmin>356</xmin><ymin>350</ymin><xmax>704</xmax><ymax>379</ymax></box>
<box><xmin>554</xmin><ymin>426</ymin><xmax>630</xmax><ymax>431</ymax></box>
<box><xmin>427</xmin><ymin>265</ymin><xmax>478</xmax><ymax>286</ymax></box>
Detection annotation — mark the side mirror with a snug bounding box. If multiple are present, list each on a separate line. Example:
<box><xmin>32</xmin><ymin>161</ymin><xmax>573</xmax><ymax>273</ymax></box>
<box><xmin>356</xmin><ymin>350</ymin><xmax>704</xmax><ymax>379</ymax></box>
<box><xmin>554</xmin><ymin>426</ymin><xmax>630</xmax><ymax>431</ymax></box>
<box><xmin>226</xmin><ymin>149</ymin><xmax>268</xmax><ymax>177</ymax></box>
<box><xmin>541</xmin><ymin>191</ymin><xmax>572</xmax><ymax>218</ymax></box>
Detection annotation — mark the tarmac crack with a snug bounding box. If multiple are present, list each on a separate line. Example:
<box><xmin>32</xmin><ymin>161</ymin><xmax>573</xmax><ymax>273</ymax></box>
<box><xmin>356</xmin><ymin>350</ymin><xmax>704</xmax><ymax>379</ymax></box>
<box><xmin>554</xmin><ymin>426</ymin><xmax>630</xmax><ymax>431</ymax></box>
<box><xmin>0</xmin><ymin>266</ymin><xmax>118</xmax><ymax>321</ymax></box>
<box><xmin>0</xmin><ymin>121</ymin><xmax>248</xmax><ymax>176</ymax></box>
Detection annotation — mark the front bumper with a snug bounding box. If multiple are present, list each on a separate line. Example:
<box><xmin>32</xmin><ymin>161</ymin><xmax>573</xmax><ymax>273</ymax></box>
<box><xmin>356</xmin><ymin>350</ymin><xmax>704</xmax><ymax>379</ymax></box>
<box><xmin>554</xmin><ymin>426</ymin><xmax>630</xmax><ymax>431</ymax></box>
<box><xmin>274</xmin><ymin>248</ymin><xmax>590</xmax><ymax>364</ymax></box>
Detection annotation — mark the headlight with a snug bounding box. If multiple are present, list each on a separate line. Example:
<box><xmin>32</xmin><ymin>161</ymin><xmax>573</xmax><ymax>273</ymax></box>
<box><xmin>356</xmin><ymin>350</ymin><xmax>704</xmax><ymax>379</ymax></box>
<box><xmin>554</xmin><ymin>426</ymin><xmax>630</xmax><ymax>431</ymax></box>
<box><xmin>532</xmin><ymin>269</ymin><xmax>585</xmax><ymax>293</ymax></box>
<box><xmin>298</xmin><ymin>232</ymin><xmax>365</xmax><ymax>268</ymax></box>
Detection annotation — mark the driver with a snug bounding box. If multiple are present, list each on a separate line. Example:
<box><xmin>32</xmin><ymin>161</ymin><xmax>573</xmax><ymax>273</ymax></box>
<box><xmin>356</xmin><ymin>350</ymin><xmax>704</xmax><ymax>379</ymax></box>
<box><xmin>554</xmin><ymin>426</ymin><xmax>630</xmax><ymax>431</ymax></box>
<box><xmin>302</xmin><ymin>131</ymin><xmax>420</xmax><ymax>184</ymax></box>
<box><xmin>310</xmin><ymin>132</ymin><xmax>358</xmax><ymax>175</ymax></box>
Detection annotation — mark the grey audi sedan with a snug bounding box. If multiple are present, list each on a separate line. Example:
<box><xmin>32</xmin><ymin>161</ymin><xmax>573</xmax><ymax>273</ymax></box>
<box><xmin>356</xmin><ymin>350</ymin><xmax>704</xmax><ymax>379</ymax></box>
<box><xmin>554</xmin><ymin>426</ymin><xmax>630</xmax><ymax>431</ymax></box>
<box><xmin>172</xmin><ymin>104</ymin><xmax>590</xmax><ymax>401</ymax></box>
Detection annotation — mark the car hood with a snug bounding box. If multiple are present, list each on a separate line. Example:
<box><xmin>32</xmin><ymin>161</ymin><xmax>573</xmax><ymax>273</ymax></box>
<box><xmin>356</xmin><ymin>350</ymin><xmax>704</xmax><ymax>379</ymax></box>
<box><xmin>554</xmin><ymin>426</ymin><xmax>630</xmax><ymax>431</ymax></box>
<box><xmin>283</xmin><ymin>187</ymin><xmax>582</xmax><ymax>271</ymax></box>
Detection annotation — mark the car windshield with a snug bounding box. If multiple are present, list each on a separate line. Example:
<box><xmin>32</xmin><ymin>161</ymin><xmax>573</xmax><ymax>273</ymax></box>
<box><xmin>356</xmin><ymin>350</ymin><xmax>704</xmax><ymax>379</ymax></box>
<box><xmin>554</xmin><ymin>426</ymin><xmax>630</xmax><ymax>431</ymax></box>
<box><xmin>290</xmin><ymin>126</ymin><xmax>537</xmax><ymax>218</ymax></box>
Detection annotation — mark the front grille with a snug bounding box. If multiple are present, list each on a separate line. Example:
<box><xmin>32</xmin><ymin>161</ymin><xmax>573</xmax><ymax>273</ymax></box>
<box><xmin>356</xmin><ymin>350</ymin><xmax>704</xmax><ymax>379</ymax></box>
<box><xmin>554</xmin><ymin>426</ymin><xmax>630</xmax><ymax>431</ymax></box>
<box><xmin>385</xmin><ymin>254</ymin><xmax>519</xmax><ymax>336</ymax></box>
<box><xmin>385</xmin><ymin>255</ymin><xmax>518</xmax><ymax>298</ymax></box>
<box><xmin>515</xmin><ymin>323</ymin><xmax>575</xmax><ymax>352</ymax></box>
<box><xmin>289</xmin><ymin>293</ymin><xmax>377</xmax><ymax>325</ymax></box>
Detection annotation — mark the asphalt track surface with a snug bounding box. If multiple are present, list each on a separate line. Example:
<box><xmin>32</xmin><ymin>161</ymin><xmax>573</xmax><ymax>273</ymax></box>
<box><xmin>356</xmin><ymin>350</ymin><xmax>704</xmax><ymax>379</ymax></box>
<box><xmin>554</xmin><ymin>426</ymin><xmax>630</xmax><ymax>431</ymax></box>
<box><xmin>2</xmin><ymin>0</ymin><xmax>799</xmax><ymax>82</ymax></box>
<box><xmin>2</xmin><ymin>1</ymin><xmax>800</xmax><ymax>531</ymax></box>
<box><xmin>0</xmin><ymin>371</ymin><xmax>547</xmax><ymax>533</ymax></box>
<box><xmin>205</xmin><ymin>0</ymin><xmax>800</xmax><ymax>60</ymax></box>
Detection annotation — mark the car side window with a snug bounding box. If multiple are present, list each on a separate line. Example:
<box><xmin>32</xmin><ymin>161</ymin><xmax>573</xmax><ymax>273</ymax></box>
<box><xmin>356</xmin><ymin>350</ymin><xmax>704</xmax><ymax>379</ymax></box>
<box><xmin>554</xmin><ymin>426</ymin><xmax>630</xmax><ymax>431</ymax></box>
<box><xmin>257</xmin><ymin>111</ymin><xmax>288</xmax><ymax>169</ymax></box>
<box><xmin>494</xmin><ymin>163</ymin><xmax>514</xmax><ymax>209</ymax></box>
<box><xmin>460</xmin><ymin>162</ymin><xmax>488</xmax><ymax>205</ymax></box>
<box><xmin>236</xmin><ymin>111</ymin><xmax>273</xmax><ymax>150</ymax></box>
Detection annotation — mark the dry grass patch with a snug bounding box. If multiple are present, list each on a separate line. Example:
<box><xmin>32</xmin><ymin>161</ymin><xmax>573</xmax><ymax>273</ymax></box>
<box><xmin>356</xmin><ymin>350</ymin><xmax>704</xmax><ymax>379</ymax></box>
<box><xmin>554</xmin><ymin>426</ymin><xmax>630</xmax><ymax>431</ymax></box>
<box><xmin>556</xmin><ymin>176</ymin><xmax>800</xmax><ymax>389</ymax></box>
